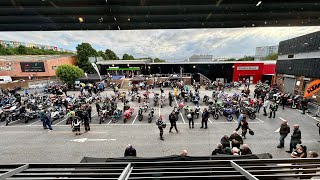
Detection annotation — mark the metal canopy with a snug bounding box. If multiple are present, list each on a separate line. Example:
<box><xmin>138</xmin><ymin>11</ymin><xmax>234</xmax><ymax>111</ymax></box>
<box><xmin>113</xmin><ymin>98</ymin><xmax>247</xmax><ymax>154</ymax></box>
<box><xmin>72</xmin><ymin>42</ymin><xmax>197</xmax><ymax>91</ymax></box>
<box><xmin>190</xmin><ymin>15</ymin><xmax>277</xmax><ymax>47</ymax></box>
<box><xmin>0</xmin><ymin>0</ymin><xmax>319</xmax><ymax>31</ymax></box>
<box><xmin>0</xmin><ymin>158</ymin><xmax>320</xmax><ymax>179</ymax></box>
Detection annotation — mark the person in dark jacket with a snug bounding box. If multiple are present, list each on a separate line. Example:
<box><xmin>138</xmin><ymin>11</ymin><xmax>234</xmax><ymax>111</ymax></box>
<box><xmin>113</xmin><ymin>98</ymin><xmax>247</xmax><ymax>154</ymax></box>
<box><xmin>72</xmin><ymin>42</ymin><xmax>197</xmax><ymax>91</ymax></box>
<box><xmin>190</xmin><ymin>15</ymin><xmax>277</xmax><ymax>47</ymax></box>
<box><xmin>240</xmin><ymin>144</ymin><xmax>252</xmax><ymax>155</ymax></box>
<box><xmin>301</xmin><ymin>97</ymin><xmax>308</xmax><ymax>114</ymax></box>
<box><xmin>229</xmin><ymin>131</ymin><xmax>243</xmax><ymax>149</ymax></box>
<box><xmin>169</xmin><ymin>111</ymin><xmax>178</xmax><ymax>133</ymax></box>
<box><xmin>281</xmin><ymin>94</ymin><xmax>287</xmax><ymax>110</ymax></box>
<box><xmin>200</xmin><ymin>108</ymin><xmax>210</xmax><ymax>129</ymax></box>
<box><xmin>124</xmin><ymin>144</ymin><xmax>137</xmax><ymax>157</ymax></box>
<box><xmin>317</xmin><ymin>121</ymin><xmax>320</xmax><ymax>142</ymax></box>
<box><xmin>95</xmin><ymin>102</ymin><xmax>101</xmax><ymax>116</ymax></box>
<box><xmin>286</xmin><ymin>124</ymin><xmax>302</xmax><ymax>153</ymax></box>
<box><xmin>82</xmin><ymin>110</ymin><xmax>90</xmax><ymax>132</ymax></box>
<box><xmin>220</xmin><ymin>135</ymin><xmax>230</xmax><ymax>149</ymax></box>
<box><xmin>235</xmin><ymin>117</ymin><xmax>250</xmax><ymax>139</ymax></box>
<box><xmin>277</xmin><ymin>120</ymin><xmax>290</xmax><ymax>148</ymax></box>
<box><xmin>269</xmin><ymin>102</ymin><xmax>277</xmax><ymax>118</ymax></box>
<box><xmin>169</xmin><ymin>92</ymin><xmax>173</xmax><ymax>107</ymax></box>
<box><xmin>156</xmin><ymin>116</ymin><xmax>165</xmax><ymax>140</ymax></box>
<box><xmin>211</xmin><ymin>144</ymin><xmax>226</xmax><ymax>155</ymax></box>
<box><xmin>86</xmin><ymin>104</ymin><xmax>92</xmax><ymax>122</ymax></box>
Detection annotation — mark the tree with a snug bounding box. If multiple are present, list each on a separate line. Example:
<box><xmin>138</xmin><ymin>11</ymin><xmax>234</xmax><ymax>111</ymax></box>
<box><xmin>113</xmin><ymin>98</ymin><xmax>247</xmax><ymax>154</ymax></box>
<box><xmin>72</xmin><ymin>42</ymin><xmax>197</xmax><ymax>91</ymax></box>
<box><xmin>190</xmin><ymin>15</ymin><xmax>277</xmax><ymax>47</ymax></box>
<box><xmin>16</xmin><ymin>45</ymin><xmax>27</xmax><ymax>54</ymax></box>
<box><xmin>225</xmin><ymin>58</ymin><xmax>237</xmax><ymax>61</ymax></box>
<box><xmin>154</xmin><ymin>58</ymin><xmax>166</xmax><ymax>62</ymax></box>
<box><xmin>237</xmin><ymin>56</ymin><xmax>255</xmax><ymax>61</ymax></box>
<box><xmin>55</xmin><ymin>64</ymin><xmax>84</xmax><ymax>84</ymax></box>
<box><xmin>97</xmin><ymin>50</ymin><xmax>109</xmax><ymax>60</ymax></box>
<box><xmin>263</xmin><ymin>53</ymin><xmax>278</xmax><ymax>60</ymax></box>
<box><xmin>105</xmin><ymin>49</ymin><xmax>119</xmax><ymax>60</ymax></box>
<box><xmin>122</xmin><ymin>53</ymin><xmax>134</xmax><ymax>60</ymax></box>
<box><xmin>76</xmin><ymin>43</ymin><xmax>97</xmax><ymax>73</ymax></box>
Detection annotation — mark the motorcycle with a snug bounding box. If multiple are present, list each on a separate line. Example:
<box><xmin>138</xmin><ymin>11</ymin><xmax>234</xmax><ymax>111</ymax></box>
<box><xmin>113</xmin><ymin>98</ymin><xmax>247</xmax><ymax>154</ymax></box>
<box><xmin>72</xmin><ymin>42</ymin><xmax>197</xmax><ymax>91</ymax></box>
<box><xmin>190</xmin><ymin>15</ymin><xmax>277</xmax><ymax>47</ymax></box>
<box><xmin>24</xmin><ymin>110</ymin><xmax>39</xmax><ymax>123</ymax></box>
<box><xmin>143</xmin><ymin>101</ymin><xmax>149</xmax><ymax>112</ymax></box>
<box><xmin>160</xmin><ymin>98</ymin><xmax>165</xmax><ymax>108</ymax></box>
<box><xmin>245</xmin><ymin>107</ymin><xmax>256</xmax><ymax>120</ymax></box>
<box><xmin>99</xmin><ymin>109</ymin><xmax>109</xmax><ymax>124</ymax></box>
<box><xmin>136</xmin><ymin>94</ymin><xmax>141</xmax><ymax>103</ymax></box>
<box><xmin>123</xmin><ymin>108</ymin><xmax>134</xmax><ymax>123</ymax></box>
<box><xmin>5</xmin><ymin>106</ymin><xmax>23</xmax><ymax>126</ymax></box>
<box><xmin>203</xmin><ymin>95</ymin><xmax>209</xmax><ymax>105</ymax></box>
<box><xmin>208</xmin><ymin>104</ymin><xmax>219</xmax><ymax>120</ymax></box>
<box><xmin>51</xmin><ymin>106</ymin><xmax>65</xmax><ymax>124</ymax></box>
<box><xmin>138</xmin><ymin>106</ymin><xmax>143</xmax><ymax>121</ymax></box>
<box><xmin>111</xmin><ymin>109</ymin><xmax>123</xmax><ymax>123</ymax></box>
<box><xmin>148</xmin><ymin>107</ymin><xmax>155</xmax><ymax>123</ymax></box>
<box><xmin>154</xmin><ymin>93</ymin><xmax>159</xmax><ymax>107</ymax></box>
<box><xmin>222</xmin><ymin>108</ymin><xmax>234</xmax><ymax>121</ymax></box>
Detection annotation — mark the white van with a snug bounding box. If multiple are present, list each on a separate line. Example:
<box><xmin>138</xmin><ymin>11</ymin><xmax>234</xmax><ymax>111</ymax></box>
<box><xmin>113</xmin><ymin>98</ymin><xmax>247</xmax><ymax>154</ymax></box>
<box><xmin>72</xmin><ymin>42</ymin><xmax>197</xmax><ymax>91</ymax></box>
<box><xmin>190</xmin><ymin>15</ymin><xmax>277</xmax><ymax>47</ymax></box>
<box><xmin>0</xmin><ymin>76</ymin><xmax>12</xmax><ymax>83</ymax></box>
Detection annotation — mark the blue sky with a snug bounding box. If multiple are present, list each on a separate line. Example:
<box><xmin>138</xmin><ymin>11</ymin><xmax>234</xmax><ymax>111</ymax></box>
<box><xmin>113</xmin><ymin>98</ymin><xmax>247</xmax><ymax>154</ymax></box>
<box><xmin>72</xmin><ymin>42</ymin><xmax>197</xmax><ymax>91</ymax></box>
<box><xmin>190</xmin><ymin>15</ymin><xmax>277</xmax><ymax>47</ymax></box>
<box><xmin>0</xmin><ymin>26</ymin><xmax>318</xmax><ymax>60</ymax></box>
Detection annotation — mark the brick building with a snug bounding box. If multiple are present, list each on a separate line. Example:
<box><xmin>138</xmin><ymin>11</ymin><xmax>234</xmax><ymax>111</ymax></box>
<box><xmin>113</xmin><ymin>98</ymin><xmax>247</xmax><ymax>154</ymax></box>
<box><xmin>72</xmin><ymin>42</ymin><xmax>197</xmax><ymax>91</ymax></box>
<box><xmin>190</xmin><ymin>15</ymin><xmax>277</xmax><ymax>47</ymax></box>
<box><xmin>0</xmin><ymin>55</ymin><xmax>76</xmax><ymax>80</ymax></box>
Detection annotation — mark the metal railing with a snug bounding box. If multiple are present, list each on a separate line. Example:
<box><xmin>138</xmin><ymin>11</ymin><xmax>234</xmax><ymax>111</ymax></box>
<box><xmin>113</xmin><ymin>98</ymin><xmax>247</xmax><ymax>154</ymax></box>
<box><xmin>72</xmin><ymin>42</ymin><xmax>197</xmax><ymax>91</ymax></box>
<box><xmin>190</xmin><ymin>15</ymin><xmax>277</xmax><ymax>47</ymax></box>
<box><xmin>1</xmin><ymin>158</ymin><xmax>319</xmax><ymax>179</ymax></box>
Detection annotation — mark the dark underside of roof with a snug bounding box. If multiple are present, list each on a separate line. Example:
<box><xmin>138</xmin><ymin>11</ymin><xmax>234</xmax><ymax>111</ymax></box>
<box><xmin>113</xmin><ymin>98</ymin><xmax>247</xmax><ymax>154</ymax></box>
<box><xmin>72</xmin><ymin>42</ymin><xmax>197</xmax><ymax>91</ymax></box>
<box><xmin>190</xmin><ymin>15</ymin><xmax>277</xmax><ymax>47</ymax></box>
<box><xmin>0</xmin><ymin>0</ymin><xmax>319</xmax><ymax>31</ymax></box>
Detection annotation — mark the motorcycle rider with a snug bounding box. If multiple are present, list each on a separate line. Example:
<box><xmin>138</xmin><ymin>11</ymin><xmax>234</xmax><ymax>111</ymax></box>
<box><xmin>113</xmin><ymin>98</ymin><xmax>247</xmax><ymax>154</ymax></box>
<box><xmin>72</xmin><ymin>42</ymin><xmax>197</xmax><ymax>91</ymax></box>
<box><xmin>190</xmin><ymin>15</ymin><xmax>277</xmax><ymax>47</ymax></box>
<box><xmin>169</xmin><ymin>111</ymin><xmax>179</xmax><ymax>133</ymax></box>
<box><xmin>156</xmin><ymin>115</ymin><xmax>165</xmax><ymax>140</ymax></box>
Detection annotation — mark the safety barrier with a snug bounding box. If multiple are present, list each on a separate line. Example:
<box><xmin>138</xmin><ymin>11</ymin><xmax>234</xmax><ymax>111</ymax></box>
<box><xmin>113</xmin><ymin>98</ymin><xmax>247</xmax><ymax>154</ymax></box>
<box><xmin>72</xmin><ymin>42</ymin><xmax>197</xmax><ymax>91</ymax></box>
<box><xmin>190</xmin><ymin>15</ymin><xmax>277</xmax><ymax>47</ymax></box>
<box><xmin>308</xmin><ymin>102</ymin><xmax>320</xmax><ymax>117</ymax></box>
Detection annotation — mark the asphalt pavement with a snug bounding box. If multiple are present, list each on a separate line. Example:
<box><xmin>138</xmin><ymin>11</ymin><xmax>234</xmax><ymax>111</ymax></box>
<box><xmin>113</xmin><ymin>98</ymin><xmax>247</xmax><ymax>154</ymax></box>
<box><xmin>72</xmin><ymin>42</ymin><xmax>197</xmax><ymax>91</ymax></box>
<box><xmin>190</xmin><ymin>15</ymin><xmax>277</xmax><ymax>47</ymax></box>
<box><xmin>0</xmin><ymin>86</ymin><xmax>319</xmax><ymax>163</ymax></box>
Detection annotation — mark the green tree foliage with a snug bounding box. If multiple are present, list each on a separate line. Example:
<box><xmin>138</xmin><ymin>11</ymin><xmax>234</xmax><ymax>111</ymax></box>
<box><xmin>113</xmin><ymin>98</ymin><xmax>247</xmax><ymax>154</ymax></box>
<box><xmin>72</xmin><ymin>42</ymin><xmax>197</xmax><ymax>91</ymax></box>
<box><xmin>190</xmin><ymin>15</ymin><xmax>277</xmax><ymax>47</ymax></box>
<box><xmin>263</xmin><ymin>53</ymin><xmax>278</xmax><ymax>60</ymax></box>
<box><xmin>76</xmin><ymin>43</ymin><xmax>97</xmax><ymax>73</ymax></box>
<box><xmin>97</xmin><ymin>50</ymin><xmax>109</xmax><ymax>60</ymax></box>
<box><xmin>56</xmin><ymin>64</ymin><xmax>84</xmax><ymax>84</ymax></box>
<box><xmin>122</xmin><ymin>53</ymin><xmax>134</xmax><ymax>60</ymax></box>
<box><xmin>0</xmin><ymin>44</ymin><xmax>73</xmax><ymax>55</ymax></box>
<box><xmin>154</xmin><ymin>58</ymin><xmax>166</xmax><ymax>62</ymax></box>
<box><xmin>105</xmin><ymin>49</ymin><xmax>119</xmax><ymax>60</ymax></box>
<box><xmin>237</xmin><ymin>56</ymin><xmax>255</xmax><ymax>61</ymax></box>
<box><xmin>225</xmin><ymin>58</ymin><xmax>237</xmax><ymax>61</ymax></box>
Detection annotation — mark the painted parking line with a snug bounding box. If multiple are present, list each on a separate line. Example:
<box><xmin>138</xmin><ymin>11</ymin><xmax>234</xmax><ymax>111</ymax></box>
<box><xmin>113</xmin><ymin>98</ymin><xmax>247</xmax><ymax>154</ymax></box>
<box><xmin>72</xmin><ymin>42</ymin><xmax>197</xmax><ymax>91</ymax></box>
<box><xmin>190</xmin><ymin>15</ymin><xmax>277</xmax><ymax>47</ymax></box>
<box><xmin>256</xmin><ymin>118</ymin><xmax>264</xmax><ymax>123</ymax></box>
<box><xmin>55</xmin><ymin>117</ymin><xmax>68</xmax><ymax>125</ymax></box>
<box><xmin>174</xmin><ymin>97</ymin><xmax>186</xmax><ymax>124</ymax></box>
<box><xmin>28</xmin><ymin>119</ymin><xmax>41</xmax><ymax>126</ymax></box>
<box><xmin>131</xmin><ymin>112</ymin><xmax>139</xmax><ymax>124</ymax></box>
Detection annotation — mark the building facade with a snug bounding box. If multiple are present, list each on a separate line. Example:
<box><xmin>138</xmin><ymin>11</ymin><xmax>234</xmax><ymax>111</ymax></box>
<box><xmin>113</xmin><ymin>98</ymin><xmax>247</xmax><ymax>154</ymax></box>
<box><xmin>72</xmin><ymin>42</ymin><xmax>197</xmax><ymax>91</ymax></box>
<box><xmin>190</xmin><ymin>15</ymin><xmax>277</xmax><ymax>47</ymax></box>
<box><xmin>0</xmin><ymin>55</ymin><xmax>76</xmax><ymax>80</ymax></box>
<box><xmin>275</xmin><ymin>31</ymin><xmax>320</xmax><ymax>99</ymax></box>
<box><xmin>255</xmin><ymin>45</ymin><xmax>279</xmax><ymax>61</ymax></box>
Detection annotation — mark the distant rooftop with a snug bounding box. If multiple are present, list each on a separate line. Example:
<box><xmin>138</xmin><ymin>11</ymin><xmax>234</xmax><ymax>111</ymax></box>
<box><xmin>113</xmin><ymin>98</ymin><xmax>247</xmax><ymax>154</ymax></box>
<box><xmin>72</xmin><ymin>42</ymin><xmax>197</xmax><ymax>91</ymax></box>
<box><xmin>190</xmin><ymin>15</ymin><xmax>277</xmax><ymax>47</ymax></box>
<box><xmin>97</xmin><ymin>59</ymin><xmax>152</xmax><ymax>65</ymax></box>
<box><xmin>0</xmin><ymin>55</ymin><xmax>75</xmax><ymax>61</ymax></box>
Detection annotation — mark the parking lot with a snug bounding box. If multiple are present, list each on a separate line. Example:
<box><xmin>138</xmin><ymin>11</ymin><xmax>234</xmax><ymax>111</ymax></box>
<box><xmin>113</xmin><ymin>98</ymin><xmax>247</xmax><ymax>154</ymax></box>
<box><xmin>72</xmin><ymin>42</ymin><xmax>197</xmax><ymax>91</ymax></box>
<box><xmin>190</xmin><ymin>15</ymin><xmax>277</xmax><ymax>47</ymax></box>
<box><xmin>0</xmin><ymin>86</ymin><xmax>319</xmax><ymax>163</ymax></box>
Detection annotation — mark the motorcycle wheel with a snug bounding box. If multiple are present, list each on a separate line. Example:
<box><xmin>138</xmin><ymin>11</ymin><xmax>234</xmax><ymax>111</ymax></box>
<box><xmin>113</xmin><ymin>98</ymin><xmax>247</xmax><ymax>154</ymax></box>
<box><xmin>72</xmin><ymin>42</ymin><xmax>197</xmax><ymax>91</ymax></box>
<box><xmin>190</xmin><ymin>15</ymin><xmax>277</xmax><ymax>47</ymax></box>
<box><xmin>112</xmin><ymin>118</ymin><xmax>117</xmax><ymax>123</ymax></box>
<box><xmin>227</xmin><ymin>115</ymin><xmax>233</xmax><ymax>122</ymax></box>
<box><xmin>139</xmin><ymin>115</ymin><xmax>143</xmax><ymax>121</ymax></box>
<box><xmin>99</xmin><ymin>117</ymin><xmax>103</xmax><ymax>124</ymax></box>
<box><xmin>291</xmin><ymin>104</ymin><xmax>296</xmax><ymax>109</ymax></box>
<box><xmin>124</xmin><ymin>118</ymin><xmax>127</xmax><ymax>123</ymax></box>
<box><xmin>213</xmin><ymin>114</ymin><xmax>219</xmax><ymax>120</ymax></box>
<box><xmin>249</xmin><ymin>114</ymin><xmax>256</xmax><ymax>120</ymax></box>
<box><xmin>148</xmin><ymin>117</ymin><xmax>152</xmax><ymax>123</ymax></box>
<box><xmin>5</xmin><ymin>116</ymin><xmax>12</xmax><ymax>126</ymax></box>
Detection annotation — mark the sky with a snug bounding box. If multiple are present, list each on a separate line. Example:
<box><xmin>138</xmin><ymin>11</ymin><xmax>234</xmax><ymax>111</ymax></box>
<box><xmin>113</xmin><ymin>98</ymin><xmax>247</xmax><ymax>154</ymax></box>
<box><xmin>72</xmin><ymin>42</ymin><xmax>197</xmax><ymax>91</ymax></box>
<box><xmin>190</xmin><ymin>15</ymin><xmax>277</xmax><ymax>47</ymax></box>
<box><xmin>0</xmin><ymin>26</ymin><xmax>318</xmax><ymax>61</ymax></box>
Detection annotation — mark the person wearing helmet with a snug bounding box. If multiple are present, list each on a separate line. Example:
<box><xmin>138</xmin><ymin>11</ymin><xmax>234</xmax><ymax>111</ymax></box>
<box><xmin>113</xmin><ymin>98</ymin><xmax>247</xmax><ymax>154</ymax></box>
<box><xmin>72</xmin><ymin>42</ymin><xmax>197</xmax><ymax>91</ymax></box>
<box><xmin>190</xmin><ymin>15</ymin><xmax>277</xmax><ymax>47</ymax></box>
<box><xmin>156</xmin><ymin>115</ymin><xmax>166</xmax><ymax>140</ymax></box>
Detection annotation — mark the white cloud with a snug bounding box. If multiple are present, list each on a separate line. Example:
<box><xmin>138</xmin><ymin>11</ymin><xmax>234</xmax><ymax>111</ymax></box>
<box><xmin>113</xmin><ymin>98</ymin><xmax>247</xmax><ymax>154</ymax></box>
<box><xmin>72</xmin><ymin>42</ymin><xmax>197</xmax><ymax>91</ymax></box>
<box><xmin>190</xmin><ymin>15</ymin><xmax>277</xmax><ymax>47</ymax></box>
<box><xmin>0</xmin><ymin>27</ymin><xmax>318</xmax><ymax>60</ymax></box>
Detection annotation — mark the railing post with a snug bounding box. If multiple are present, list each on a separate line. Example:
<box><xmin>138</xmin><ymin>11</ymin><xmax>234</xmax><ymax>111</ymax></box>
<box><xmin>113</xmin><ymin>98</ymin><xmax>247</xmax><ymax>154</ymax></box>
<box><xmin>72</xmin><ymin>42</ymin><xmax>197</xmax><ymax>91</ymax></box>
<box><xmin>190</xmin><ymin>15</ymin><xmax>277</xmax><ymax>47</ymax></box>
<box><xmin>0</xmin><ymin>164</ymin><xmax>29</xmax><ymax>180</ymax></box>
<box><xmin>230</xmin><ymin>161</ymin><xmax>258</xmax><ymax>180</ymax></box>
<box><xmin>118</xmin><ymin>163</ymin><xmax>132</xmax><ymax>180</ymax></box>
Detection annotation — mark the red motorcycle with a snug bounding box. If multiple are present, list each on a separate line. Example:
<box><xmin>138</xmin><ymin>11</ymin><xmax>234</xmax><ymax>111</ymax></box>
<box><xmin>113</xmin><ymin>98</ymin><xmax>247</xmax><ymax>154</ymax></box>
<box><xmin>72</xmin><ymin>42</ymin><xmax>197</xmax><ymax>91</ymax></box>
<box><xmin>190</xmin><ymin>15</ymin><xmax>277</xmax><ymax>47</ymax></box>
<box><xmin>123</xmin><ymin>107</ymin><xmax>134</xmax><ymax>123</ymax></box>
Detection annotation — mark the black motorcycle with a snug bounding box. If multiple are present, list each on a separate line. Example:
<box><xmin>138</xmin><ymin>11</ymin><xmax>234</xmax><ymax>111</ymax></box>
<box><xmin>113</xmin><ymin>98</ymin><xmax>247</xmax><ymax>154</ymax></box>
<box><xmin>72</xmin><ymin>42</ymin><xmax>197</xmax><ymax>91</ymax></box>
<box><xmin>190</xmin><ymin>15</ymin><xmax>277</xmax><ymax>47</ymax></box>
<box><xmin>148</xmin><ymin>107</ymin><xmax>155</xmax><ymax>123</ymax></box>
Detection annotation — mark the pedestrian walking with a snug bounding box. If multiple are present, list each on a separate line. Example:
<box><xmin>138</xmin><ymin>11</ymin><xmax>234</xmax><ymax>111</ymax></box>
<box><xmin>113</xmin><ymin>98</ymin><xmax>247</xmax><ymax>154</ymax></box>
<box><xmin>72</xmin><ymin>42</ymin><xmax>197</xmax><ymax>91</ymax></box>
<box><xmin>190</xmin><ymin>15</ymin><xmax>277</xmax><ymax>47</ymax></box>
<box><xmin>301</xmin><ymin>97</ymin><xmax>308</xmax><ymax>114</ymax></box>
<box><xmin>169</xmin><ymin>111</ymin><xmax>178</xmax><ymax>133</ymax></box>
<box><xmin>44</xmin><ymin>109</ymin><xmax>53</xmax><ymax>132</ymax></box>
<box><xmin>39</xmin><ymin>108</ymin><xmax>47</xmax><ymax>129</ymax></box>
<box><xmin>235</xmin><ymin>117</ymin><xmax>250</xmax><ymax>139</ymax></box>
<box><xmin>277</xmin><ymin>120</ymin><xmax>290</xmax><ymax>148</ymax></box>
<box><xmin>286</xmin><ymin>124</ymin><xmax>302</xmax><ymax>153</ymax></box>
<box><xmin>187</xmin><ymin>109</ymin><xmax>195</xmax><ymax>128</ymax></box>
<box><xmin>169</xmin><ymin>92</ymin><xmax>173</xmax><ymax>107</ymax></box>
<box><xmin>269</xmin><ymin>102</ymin><xmax>277</xmax><ymax>118</ymax></box>
<box><xmin>82</xmin><ymin>111</ymin><xmax>90</xmax><ymax>132</ymax></box>
<box><xmin>156</xmin><ymin>116</ymin><xmax>166</xmax><ymax>140</ymax></box>
<box><xmin>200</xmin><ymin>108</ymin><xmax>209</xmax><ymax>129</ymax></box>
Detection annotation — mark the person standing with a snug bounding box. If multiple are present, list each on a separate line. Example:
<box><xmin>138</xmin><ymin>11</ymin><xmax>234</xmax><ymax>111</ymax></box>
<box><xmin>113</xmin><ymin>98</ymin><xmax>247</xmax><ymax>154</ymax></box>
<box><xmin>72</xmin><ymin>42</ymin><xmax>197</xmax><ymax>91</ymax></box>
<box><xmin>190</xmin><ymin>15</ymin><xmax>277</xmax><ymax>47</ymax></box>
<box><xmin>301</xmin><ymin>97</ymin><xmax>308</xmax><ymax>114</ymax></box>
<box><xmin>86</xmin><ymin>104</ymin><xmax>92</xmax><ymax>122</ymax></box>
<box><xmin>44</xmin><ymin>109</ymin><xmax>53</xmax><ymax>132</ymax></box>
<box><xmin>277</xmin><ymin>120</ymin><xmax>290</xmax><ymax>148</ymax></box>
<box><xmin>281</xmin><ymin>93</ymin><xmax>287</xmax><ymax>110</ymax></box>
<box><xmin>187</xmin><ymin>109</ymin><xmax>195</xmax><ymax>129</ymax></box>
<box><xmin>200</xmin><ymin>108</ymin><xmax>210</xmax><ymax>129</ymax></box>
<box><xmin>39</xmin><ymin>108</ymin><xmax>47</xmax><ymax>129</ymax></box>
<box><xmin>286</xmin><ymin>124</ymin><xmax>302</xmax><ymax>153</ymax></box>
<box><xmin>124</xmin><ymin>144</ymin><xmax>137</xmax><ymax>157</ymax></box>
<box><xmin>220</xmin><ymin>135</ymin><xmax>230</xmax><ymax>149</ymax></box>
<box><xmin>82</xmin><ymin>110</ymin><xmax>90</xmax><ymax>132</ymax></box>
<box><xmin>169</xmin><ymin>111</ymin><xmax>178</xmax><ymax>133</ymax></box>
<box><xmin>169</xmin><ymin>92</ymin><xmax>173</xmax><ymax>107</ymax></box>
<box><xmin>269</xmin><ymin>102</ymin><xmax>277</xmax><ymax>118</ymax></box>
<box><xmin>156</xmin><ymin>116</ymin><xmax>165</xmax><ymax>140</ymax></box>
<box><xmin>263</xmin><ymin>98</ymin><xmax>270</xmax><ymax>116</ymax></box>
<box><xmin>317</xmin><ymin>121</ymin><xmax>320</xmax><ymax>142</ymax></box>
